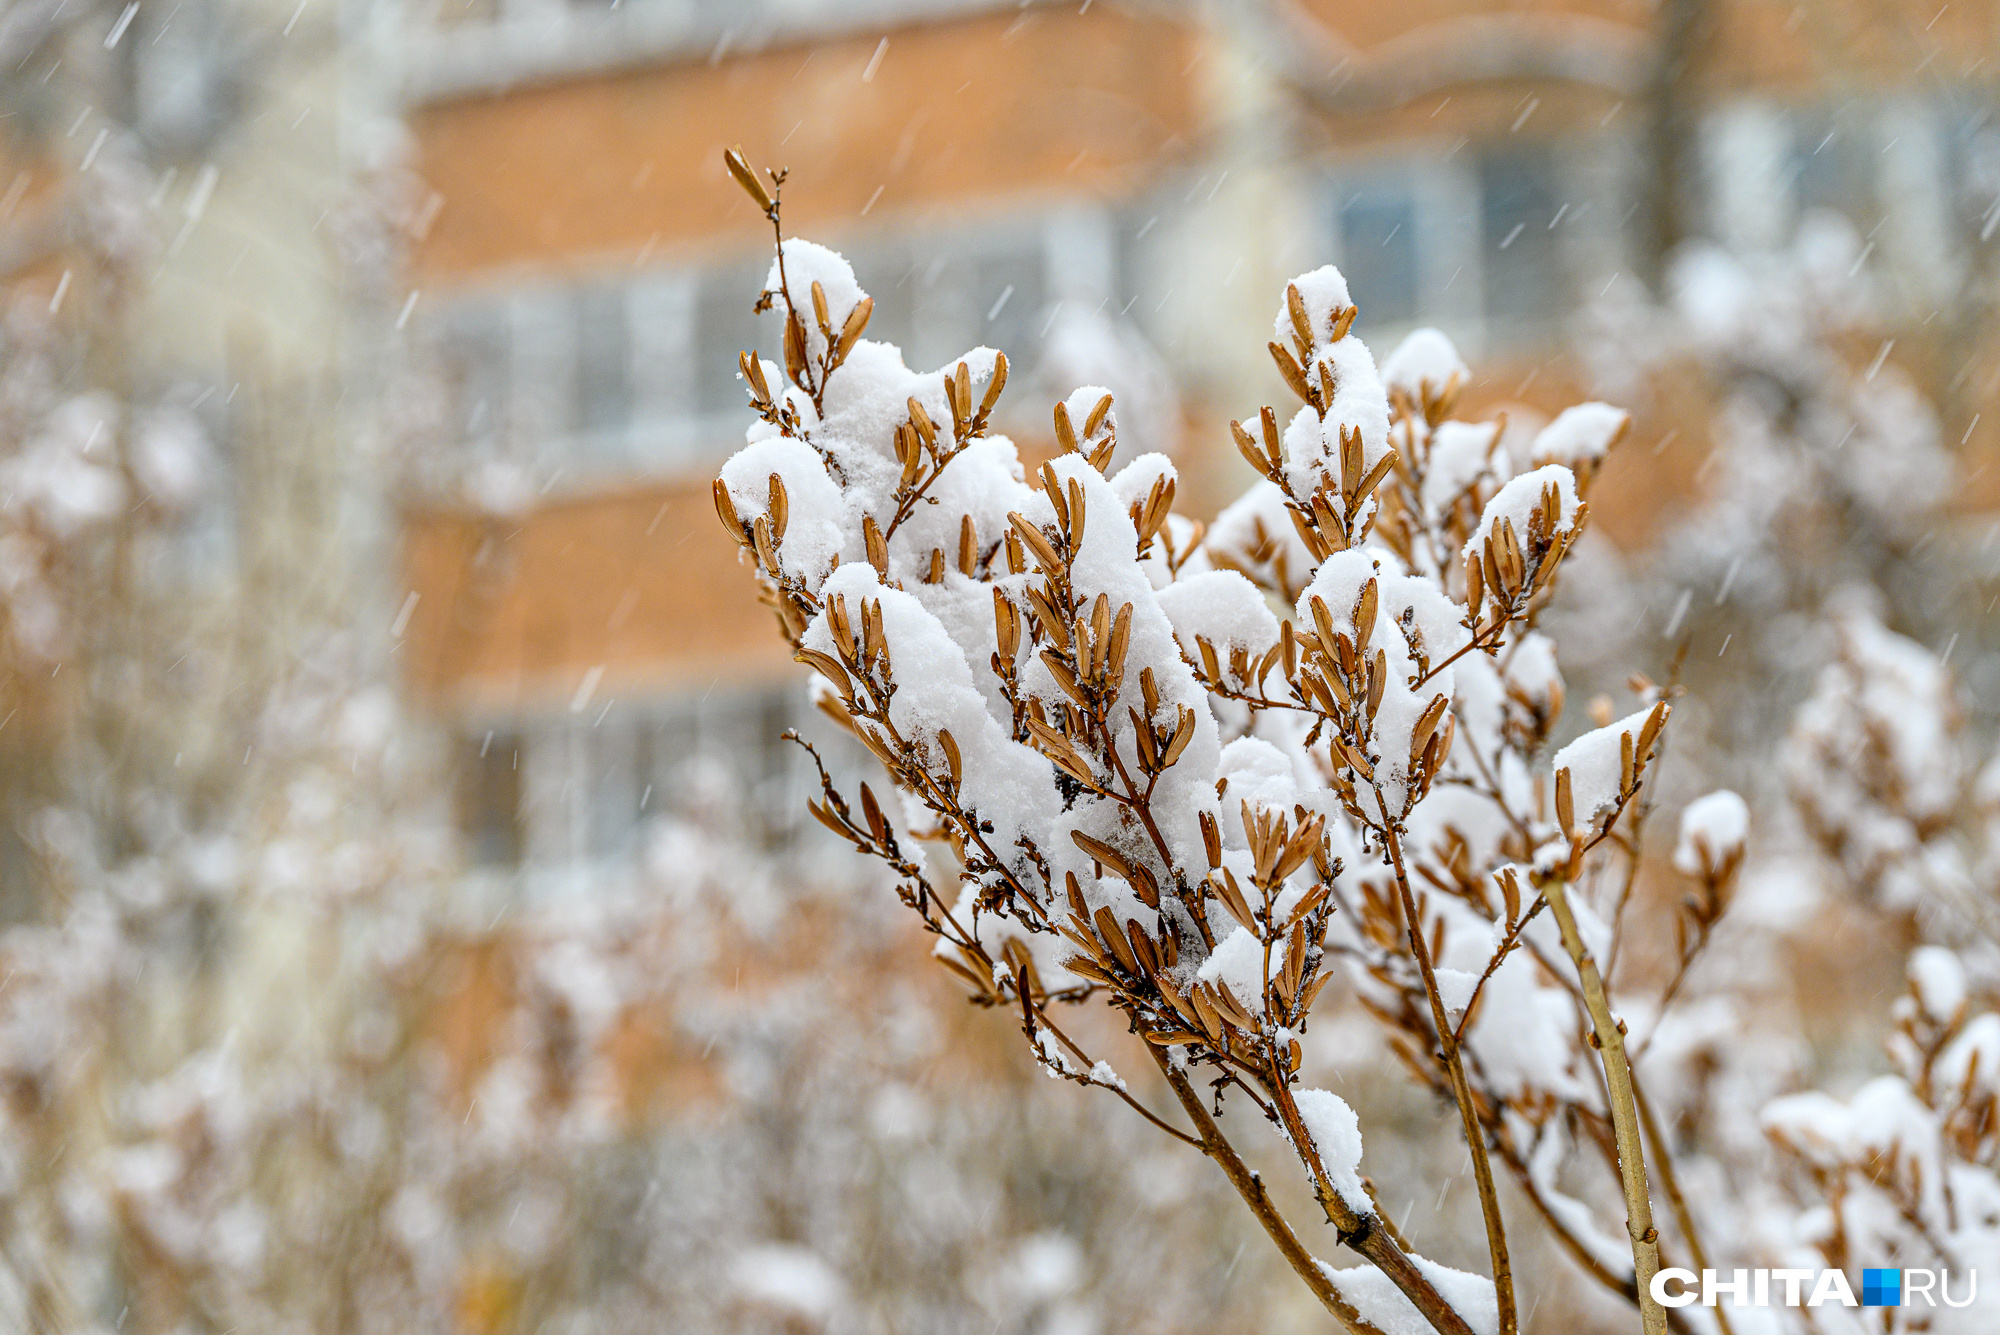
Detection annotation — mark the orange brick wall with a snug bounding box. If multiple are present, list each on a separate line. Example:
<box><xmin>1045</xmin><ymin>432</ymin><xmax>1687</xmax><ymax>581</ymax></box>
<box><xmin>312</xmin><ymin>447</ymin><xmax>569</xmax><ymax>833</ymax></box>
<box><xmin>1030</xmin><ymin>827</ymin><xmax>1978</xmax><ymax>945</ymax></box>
<box><xmin>399</xmin><ymin>480</ymin><xmax>790</xmax><ymax>713</ymax></box>
<box><xmin>410</xmin><ymin>4</ymin><xmax>1204</xmax><ymax>282</ymax></box>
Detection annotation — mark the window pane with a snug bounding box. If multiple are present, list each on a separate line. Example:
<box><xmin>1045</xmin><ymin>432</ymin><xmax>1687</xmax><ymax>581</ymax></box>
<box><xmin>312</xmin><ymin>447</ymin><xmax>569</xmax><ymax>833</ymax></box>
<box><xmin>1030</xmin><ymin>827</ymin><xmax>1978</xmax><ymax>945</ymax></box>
<box><xmin>851</xmin><ymin>249</ymin><xmax>917</xmax><ymax>365</ymax></box>
<box><xmin>456</xmin><ymin>729</ymin><xmax>524</xmax><ymax>868</ymax></box>
<box><xmin>574</xmin><ymin>283</ymin><xmax>630</xmax><ymax>436</ymax></box>
<box><xmin>696</xmin><ymin>261</ymin><xmax>779</xmax><ymax>418</ymax></box>
<box><xmin>436</xmin><ymin>299</ymin><xmax>511</xmax><ymax>448</ymax></box>
<box><xmin>1338</xmin><ymin>187</ymin><xmax>1419</xmax><ymax>328</ymax></box>
<box><xmin>1793</xmin><ymin>118</ymin><xmax>1877</xmax><ymax>228</ymax></box>
<box><xmin>1480</xmin><ymin>147</ymin><xmax>1564</xmax><ymax>323</ymax></box>
<box><xmin>973</xmin><ymin>248</ymin><xmax>1046</xmax><ymax>366</ymax></box>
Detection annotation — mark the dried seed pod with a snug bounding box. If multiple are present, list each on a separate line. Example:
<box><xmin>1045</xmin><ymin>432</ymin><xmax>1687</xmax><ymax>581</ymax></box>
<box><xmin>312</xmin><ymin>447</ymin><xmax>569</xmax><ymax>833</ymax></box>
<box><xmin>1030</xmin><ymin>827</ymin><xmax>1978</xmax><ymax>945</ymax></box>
<box><xmin>907</xmin><ymin>397</ymin><xmax>937</xmax><ymax>451</ymax></box>
<box><xmin>1214</xmin><ymin>868</ymin><xmax>1256</xmax><ymax>931</ymax></box>
<box><xmin>1084</xmin><ymin>392</ymin><xmax>1113</xmax><ymax>438</ymax></box>
<box><xmin>1039</xmin><ymin>462</ymin><xmax>1068</xmax><ymax>520</ymax></box>
<box><xmin>1065</xmin><ymin>871</ymin><xmax>1090</xmax><ymax>921</ymax></box>
<box><xmin>1287</xmin><ymin>507</ymin><xmax>1329</xmax><ymax>563</ymax></box>
<box><xmin>1041</xmin><ymin>650</ymin><xmax>1086</xmax><ymax>705</ymax></box>
<box><xmin>859</xmin><ymin>782</ymin><xmax>889</xmax><ymax>842</ymax></box>
<box><xmin>951</xmin><ymin>515</ymin><xmax>976</xmax><ymax>576</ymax></box>
<box><xmin>810</xmin><ymin>280</ymin><xmax>832</xmax><ymax>338</ymax></box>
<box><xmin>993</xmin><ymin>589</ymin><xmax>1020</xmax><ymax>662</ymax></box>
<box><xmin>1355</xmin><ymin>578</ymin><xmax>1379</xmax><ymax>654</ymax></box>
<box><xmin>860</xmin><ymin>598</ymin><xmax>887</xmax><ymax>666</ymax></box>
<box><xmin>1131</xmin><ymin>710</ymin><xmax>1160</xmax><ymax>770</ymax></box>
<box><xmin>1024</xmin><ymin>586</ymin><xmax>1068</xmax><ymax>648</ymax></box>
<box><xmin>1410</xmin><ymin>694</ymin><xmax>1450</xmax><ymax>761</ymax></box>
<box><xmin>1128</xmin><ymin>863</ymin><xmax>1161</xmax><ymax>910</ymax></box>
<box><xmin>1190</xmin><ymin>986</ymin><xmax>1225</xmax><ymax>1041</ymax></box>
<box><xmin>1300</xmin><ymin>969</ymin><xmax>1337</xmax><ymax>1011</ymax></box>
<box><xmin>794</xmin><ymin>649</ymin><xmax>854</xmax><ymax>703</ymax></box>
<box><xmin>1197</xmin><ymin>636</ymin><xmax>1222</xmax><ymax>684</ymax></box>
<box><xmin>767</xmin><ymin>473</ymin><xmax>789</xmax><ymax>541</ymax></box>
<box><xmin>1095</xmin><ymin>907</ymin><xmax>1140</xmax><ymax>974</ymax></box>
<box><xmin>1331</xmin><ymin>435</ymin><xmax>1357</xmax><ymax>503</ymax></box>
<box><xmin>723</xmin><ymin>146</ymin><xmax>774</xmax><ymax>210</ymax></box>
<box><xmin>1555</xmin><ymin>766</ymin><xmax>1577</xmax><ymax>838</ymax></box>
<box><xmin>1008</xmin><ymin>512</ymin><xmax>1063</xmax><ymax>572</ymax></box>
<box><xmin>1286</xmin><ymin>283</ymin><xmax>1313</xmax><ymax>356</ymax></box>
<box><xmin>938</xmin><ymin>729</ymin><xmax>962</xmax><ymax>786</ymax></box>
<box><xmin>1308</xmin><ymin>597</ymin><xmax>1338</xmax><ymax>653</ymax></box>
<box><xmin>1355</xmin><ymin>448</ymin><xmax>1398</xmax><ymax>504</ymax></box>
<box><xmin>1053</xmin><ymin>401</ymin><xmax>1079</xmax><ymax>454</ymax></box>
<box><xmin>826</xmin><ymin>594</ymin><xmax>857</xmax><ymax>659</ymax></box>
<box><xmin>1259</xmin><ymin>406</ymin><xmax>1284</xmax><ymax>470</ymax></box>
<box><xmin>1072</xmin><ymin>830</ymin><xmax>1132</xmax><ymax>879</ymax></box>
<box><xmin>783</xmin><ymin>311</ymin><xmax>809</xmax><ymax>385</ymax></box>
<box><xmin>1270</xmin><ymin>341</ymin><xmax>1314</xmax><ymax>404</ymax></box>
<box><xmin>833</xmin><ymin>297</ymin><xmax>872</xmax><ymax>362</ymax></box>
<box><xmin>1199</xmin><ymin>810</ymin><xmax>1223</xmax><ymax>869</ymax></box>
<box><xmin>1160</xmin><ymin>707</ymin><xmax>1197</xmax><ymax>767</ymax></box>
<box><xmin>1107</xmin><ymin>603</ymin><xmax>1133</xmax><ymax>686</ymax></box>
<box><xmin>864</xmin><ymin>515</ymin><xmax>889</xmax><ymax>576</ymax></box>
<box><xmin>1637</xmin><ymin>701</ymin><xmax>1670</xmax><ymax>762</ymax></box>
<box><xmin>1230</xmin><ymin>419</ymin><xmax>1267</xmax><ymax>476</ymax></box>
<box><xmin>981</xmin><ymin>351</ymin><xmax>1009</xmax><ymax>416</ymax></box>
<box><xmin>1208</xmin><ymin>980</ymin><xmax>1258</xmax><ymax>1031</ymax></box>
<box><xmin>739</xmin><ymin>351</ymin><xmax>768</xmax><ymax>404</ymax></box>
<box><xmin>712</xmin><ymin>478</ymin><xmax>743</xmax><ymax>539</ymax></box>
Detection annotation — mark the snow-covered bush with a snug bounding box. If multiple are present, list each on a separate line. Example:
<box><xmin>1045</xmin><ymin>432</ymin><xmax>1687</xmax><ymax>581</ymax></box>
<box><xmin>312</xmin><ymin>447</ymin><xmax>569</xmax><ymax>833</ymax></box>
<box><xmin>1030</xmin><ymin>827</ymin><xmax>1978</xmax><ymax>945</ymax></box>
<box><xmin>711</xmin><ymin>151</ymin><xmax>1711</xmax><ymax>1335</ymax></box>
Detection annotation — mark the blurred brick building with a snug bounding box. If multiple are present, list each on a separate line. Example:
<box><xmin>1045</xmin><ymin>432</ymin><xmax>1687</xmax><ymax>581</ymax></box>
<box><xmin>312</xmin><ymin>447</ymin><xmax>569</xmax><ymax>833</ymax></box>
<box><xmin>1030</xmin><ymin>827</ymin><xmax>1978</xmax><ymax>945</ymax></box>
<box><xmin>387</xmin><ymin>0</ymin><xmax>2000</xmax><ymax>888</ymax></box>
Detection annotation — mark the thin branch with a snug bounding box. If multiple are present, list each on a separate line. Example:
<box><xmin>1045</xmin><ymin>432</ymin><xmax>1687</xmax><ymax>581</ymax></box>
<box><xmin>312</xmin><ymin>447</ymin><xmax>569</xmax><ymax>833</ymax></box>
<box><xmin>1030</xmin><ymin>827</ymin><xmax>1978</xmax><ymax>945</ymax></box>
<box><xmin>1541</xmin><ymin>869</ymin><xmax>1668</xmax><ymax>1335</ymax></box>
<box><xmin>1148</xmin><ymin>1045</ymin><xmax>1482</xmax><ymax>1335</ymax></box>
<box><xmin>1373</xmin><ymin>790</ymin><xmax>1518</xmax><ymax>1335</ymax></box>
<box><xmin>1450</xmin><ymin>896</ymin><xmax>1548</xmax><ymax>1045</ymax></box>
<box><xmin>1630</xmin><ymin>1069</ymin><xmax>1735</xmax><ymax>1335</ymax></box>
<box><xmin>1028</xmin><ymin>995</ymin><xmax>1203</xmax><ymax>1149</ymax></box>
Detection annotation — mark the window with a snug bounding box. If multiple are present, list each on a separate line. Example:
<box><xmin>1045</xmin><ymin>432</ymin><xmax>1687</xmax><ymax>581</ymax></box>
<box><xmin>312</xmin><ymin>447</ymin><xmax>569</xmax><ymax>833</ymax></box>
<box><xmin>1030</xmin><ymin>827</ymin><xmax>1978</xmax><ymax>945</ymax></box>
<box><xmin>847</xmin><ymin>249</ymin><xmax>918</xmax><ymax>363</ymax></box>
<box><xmin>1479</xmin><ymin>145</ymin><xmax>1565</xmax><ymax>325</ymax></box>
<box><xmin>1337</xmin><ymin>185</ymin><xmax>1421</xmax><ymax>330</ymax></box>
<box><xmin>972</xmin><ymin>248</ymin><xmax>1047</xmax><ymax>367</ymax></box>
<box><xmin>1950</xmin><ymin>107</ymin><xmax>2000</xmax><ymax>243</ymax></box>
<box><xmin>1793</xmin><ymin>116</ymin><xmax>1878</xmax><ymax>229</ymax></box>
<box><xmin>573</xmin><ymin>282</ymin><xmax>630</xmax><ymax>438</ymax></box>
<box><xmin>506</xmin><ymin>685</ymin><xmax>821</xmax><ymax>874</ymax></box>
<box><xmin>435</xmin><ymin>298</ymin><xmax>511</xmax><ymax>448</ymax></box>
<box><xmin>696</xmin><ymin>261</ymin><xmax>780</xmax><ymax>419</ymax></box>
<box><xmin>457</xmin><ymin>729</ymin><xmax>525</xmax><ymax>867</ymax></box>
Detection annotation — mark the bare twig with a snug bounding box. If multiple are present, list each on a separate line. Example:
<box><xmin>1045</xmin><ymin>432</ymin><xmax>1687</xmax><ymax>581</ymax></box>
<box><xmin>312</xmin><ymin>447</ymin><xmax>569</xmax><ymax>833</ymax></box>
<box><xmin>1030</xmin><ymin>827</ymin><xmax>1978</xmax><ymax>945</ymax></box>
<box><xmin>1540</xmin><ymin>869</ymin><xmax>1667</xmax><ymax>1335</ymax></box>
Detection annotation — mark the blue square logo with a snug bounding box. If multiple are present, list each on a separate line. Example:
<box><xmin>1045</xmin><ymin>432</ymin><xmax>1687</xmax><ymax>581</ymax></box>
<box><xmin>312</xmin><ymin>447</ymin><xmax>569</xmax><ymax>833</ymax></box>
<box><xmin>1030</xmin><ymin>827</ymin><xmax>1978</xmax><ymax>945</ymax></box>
<box><xmin>1862</xmin><ymin>1269</ymin><xmax>1902</xmax><ymax>1307</ymax></box>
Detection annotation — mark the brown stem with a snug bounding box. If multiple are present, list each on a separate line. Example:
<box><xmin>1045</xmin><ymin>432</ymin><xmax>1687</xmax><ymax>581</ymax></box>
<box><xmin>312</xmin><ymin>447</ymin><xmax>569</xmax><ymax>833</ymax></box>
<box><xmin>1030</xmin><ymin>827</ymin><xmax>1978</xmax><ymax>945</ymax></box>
<box><xmin>1374</xmin><ymin>794</ymin><xmax>1519</xmax><ymax>1335</ymax></box>
<box><xmin>1450</xmin><ymin>897</ymin><xmax>1548</xmax><ymax>1046</ymax></box>
<box><xmin>1541</xmin><ymin>870</ymin><xmax>1668</xmax><ymax>1335</ymax></box>
<box><xmin>1631</xmin><ymin>1070</ymin><xmax>1735</xmax><ymax>1335</ymax></box>
<box><xmin>1147</xmin><ymin>1045</ymin><xmax>1480</xmax><ymax>1335</ymax></box>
